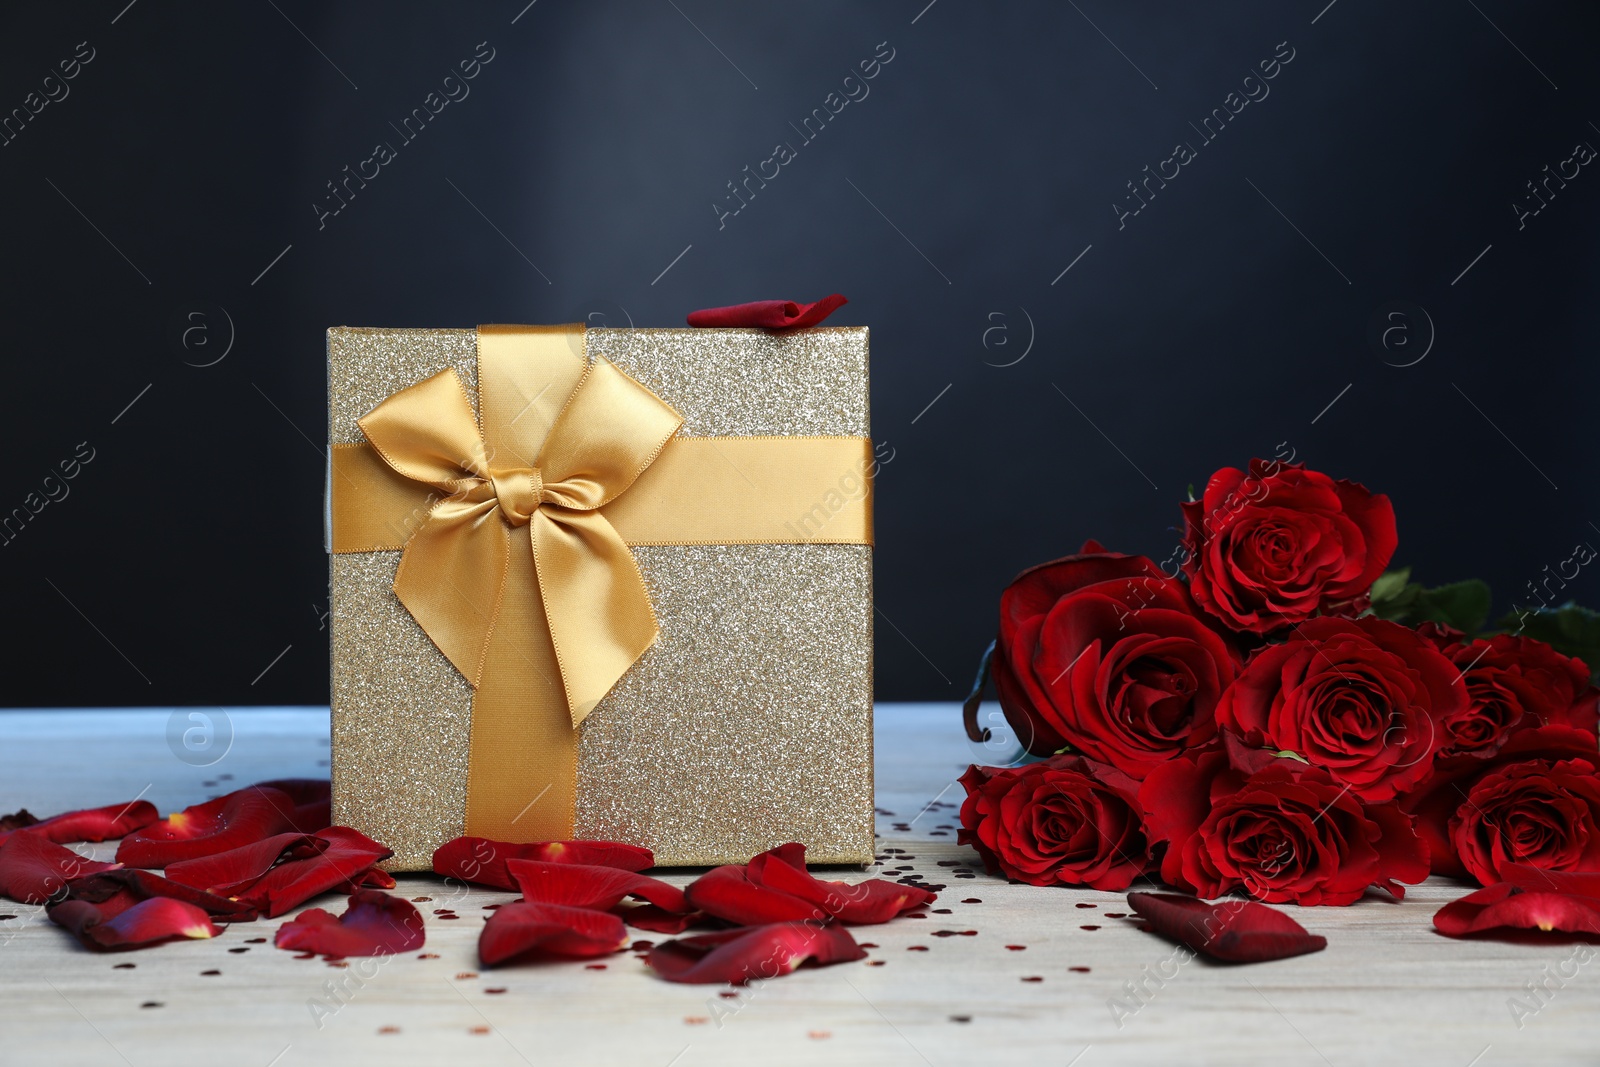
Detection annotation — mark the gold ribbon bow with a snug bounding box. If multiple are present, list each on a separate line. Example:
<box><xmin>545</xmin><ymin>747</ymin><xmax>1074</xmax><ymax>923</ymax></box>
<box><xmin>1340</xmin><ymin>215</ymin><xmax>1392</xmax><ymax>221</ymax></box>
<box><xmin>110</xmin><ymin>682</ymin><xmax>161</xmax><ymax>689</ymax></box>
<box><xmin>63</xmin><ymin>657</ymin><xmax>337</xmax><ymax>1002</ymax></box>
<box><xmin>332</xmin><ymin>324</ymin><xmax>872</xmax><ymax>843</ymax></box>
<box><xmin>358</xmin><ymin>352</ymin><xmax>680</xmax><ymax>723</ymax></box>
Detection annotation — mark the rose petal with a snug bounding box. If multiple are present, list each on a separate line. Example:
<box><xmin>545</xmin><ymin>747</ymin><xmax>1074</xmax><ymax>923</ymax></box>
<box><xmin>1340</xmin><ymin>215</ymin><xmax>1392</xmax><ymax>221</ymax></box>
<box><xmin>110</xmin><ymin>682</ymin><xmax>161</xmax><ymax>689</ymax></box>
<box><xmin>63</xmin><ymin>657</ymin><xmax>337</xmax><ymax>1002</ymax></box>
<box><xmin>163</xmin><ymin>833</ymin><xmax>324</xmax><ymax>895</ymax></box>
<box><xmin>0</xmin><ymin>833</ymin><xmax>119</xmax><ymax>904</ymax></box>
<box><xmin>684</xmin><ymin>864</ymin><xmax>823</xmax><ymax>925</ymax></box>
<box><xmin>1127</xmin><ymin>892</ymin><xmax>1328</xmax><ymax>963</ymax></box>
<box><xmin>0</xmin><ymin>800</ymin><xmax>159</xmax><ymax>847</ymax></box>
<box><xmin>1434</xmin><ymin>881</ymin><xmax>1600</xmax><ymax>939</ymax></box>
<box><xmin>50</xmin><ymin>896</ymin><xmax>220</xmax><ymax>951</ymax></box>
<box><xmin>478</xmin><ymin>901</ymin><xmax>628</xmax><ymax>966</ymax></box>
<box><xmin>617</xmin><ymin>904</ymin><xmax>713</xmax><ymax>934</ymax></box>
<box><xmin>645</xmin><ymin>922</ymin><xmax>866</xmax><ymax>984</ymax></box>
<box><xmin>506</xmin><ymin>860</ymin><xmax>687</xmax><ymax>912</ymax></box>
<box><xmin>62</xmin><ymin>869</ymin><xmax>258</xmax><ymax>923</ymax></box>
<box><xmin>1500</xmin><ymin>863</ymin><xmax>1600</xmax><ymax>900</ymax></box>
<box><xmin>115</xmin><ymin>787</ymin><xmax>297</xmax><ymax>868</ymax></box>
<box><xmin>433</xmin><ymin>836</ymin><xmax>654</xmax><ymax>890</ymax></box>
<box><xmin>356</xmin><ymin>867</ymin><xmax>397</xmax><ymax>889</ymax></box>
<box><xmin>231</xmin><ymin>826</ymin><xmax>393</xmax><ymax>918</ymax></box>
<box><xmin>746</xmin><ymin>843</ymin><xmax>936</xmax><ymax>923</ymax></box>
<box><xmin>274</xmin><ymin>890</ymin><xmax>425</xmax><ymax>956</ymax></box>
<box><xmin>254</xmin><ymin>779</ymin><xmax>332</xmax><ymax>834</ymax></box>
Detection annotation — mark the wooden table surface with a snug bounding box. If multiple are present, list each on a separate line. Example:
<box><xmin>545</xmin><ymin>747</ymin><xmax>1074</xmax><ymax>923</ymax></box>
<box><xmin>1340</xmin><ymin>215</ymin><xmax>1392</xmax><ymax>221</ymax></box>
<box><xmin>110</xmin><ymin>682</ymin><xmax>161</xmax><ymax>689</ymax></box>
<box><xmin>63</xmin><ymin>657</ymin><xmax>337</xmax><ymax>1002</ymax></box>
<box><xmin>1</xmin><ymin>704</ymin><xmax>1594</xmax><ymax>1066</ymax></box>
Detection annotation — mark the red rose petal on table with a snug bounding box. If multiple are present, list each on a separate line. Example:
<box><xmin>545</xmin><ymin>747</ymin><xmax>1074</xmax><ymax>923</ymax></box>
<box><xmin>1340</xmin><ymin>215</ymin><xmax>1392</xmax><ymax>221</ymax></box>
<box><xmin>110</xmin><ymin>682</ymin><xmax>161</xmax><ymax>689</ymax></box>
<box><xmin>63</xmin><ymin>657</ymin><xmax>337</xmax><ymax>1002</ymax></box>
<box><xmin>164</xmin><ymin>833</ymin><xmax>324</xmax><ymax>895</ymax></box>
<box><xmin>478</xmin><ymin>902</ymin><xmax>628</xmax><ymax>966</ymax></box>
<box><xmin>1434</xmin><ymin>881</ymin><xmax>1600</xmax><ymax>939</ymax></box>
<box><xmin>115</xmin><ymin>787</ymin><xmax>297</xmax><ymax>868</ymax></box>
<box><xmin>62</xmin><ymin>869</ymin><xmax>258</xmax><ymax>923</ymax></box>
<box><xmin>618</xmin><ymin>904</ymin><xmax>711</xmax><ymax>934</ymax></box>
<box><xmin>232</xmin><ymin>826</ymin><xmax>393</xmax><ymax>919</ymax></box>
<box><xmin>356</xmin><ymin>867</ymin><xmax>397</xmax><ymax>889</ymax></box>
<box><xmin>645</xmin><ymin>922</ymin><xmax>866</xmax><ymax>984</ymax></box>
<box><xmin>254</xmin><ymin>779</ymin><xmax>332</xmax><ymax>834</ymax></box>
<box><xmin>685</xmin><ymin>294</ymin><xmax>847</xmax><ymax>330</ymax></box>
<box><xmin>0</xmin><ymin>833</ymin><xmax>119</xmax><ymax>904</ymax></box>
<box><xmin>685</xmin><ymin>864</ymin><xmax>823</xmax><ymax>925</ymax></box>
<box><xmin>275</xmin><ymin>890</ymin><xmax>425</xmax><ymax>957</ymax></box>
<box><xmin>50</xmin><ymin>896</ymin><xmax>220</xmax><ymax>951</ymax></box>
<box><xmin>0</xmin><ymin>800</ymin><xmax>159</xmax><ymax>848</ymax></box>
<box><xmin>433</xmin><ymin>837</ymin><xmax>654</xmax><ymax>890</ymax></box>
<box><xmin>1126</xmin><ymin>892</ymin><xmax>1328</xmax><ymax>963</ymax></box>
<box><xmin>506</xmin><ymin>860</ymin><xmax>688</xmax><ymax>913</ymax></box>
<box><xmin>1500</xmin><ymin>863</ymin><xmax>1600</xmax><ymax>899</ymax></box>
<box><xmin>746</xmin><ymin>843</ymin><xmax>936</xmax><ymax>923</ymax></box>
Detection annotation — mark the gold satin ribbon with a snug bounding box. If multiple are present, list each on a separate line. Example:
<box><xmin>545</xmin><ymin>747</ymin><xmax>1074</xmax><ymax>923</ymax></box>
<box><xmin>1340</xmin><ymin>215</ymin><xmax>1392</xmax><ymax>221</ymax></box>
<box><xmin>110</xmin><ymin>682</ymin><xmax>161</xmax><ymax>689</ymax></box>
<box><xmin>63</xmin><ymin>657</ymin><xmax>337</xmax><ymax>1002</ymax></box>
<box><xmin>332</xmin><ymin>324</ymin><xmax>872</xmax><ymax>842</ymax></box>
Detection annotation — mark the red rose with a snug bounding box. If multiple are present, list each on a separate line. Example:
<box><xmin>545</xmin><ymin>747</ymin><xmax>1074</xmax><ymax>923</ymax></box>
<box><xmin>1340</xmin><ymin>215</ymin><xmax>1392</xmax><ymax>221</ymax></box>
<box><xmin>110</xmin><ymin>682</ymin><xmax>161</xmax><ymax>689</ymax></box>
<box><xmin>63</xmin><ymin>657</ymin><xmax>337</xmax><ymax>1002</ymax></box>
<box><xmin>1403</xmin><ymin>725</ymin><xmax>1600</xmax><ymax>878</ymax></box>
<box><xmin>988</xmin><ymin>543</ymin><xmax>1240</xmax><ymax>778</ymax></box>
<box><xmin>1420</xmin><ymin>628</ymin><xmax>1598</xmax><ymax>758</ymax></box>
<box><xmin>958</xmin><ymin>755</ymin><xmax>1151</xmax><ymax>890</ymax></box>
<box><xmin>1216</xmin><ymin>616</ymin><xmax>1465</xmax><ymax>801</ymax></box>
<box><xmin>1450</xmin><ymin>758</ymin><xmax>1600</xmax><ymax>885</ymax></box>
<box><xmin>1181</xmin><ymin>460</ymin><xmax>1396</xmax><ymax>634</ymax></box>
<box><xmin>1140</xmin><ymin>751</ymin><xmax>1428</xmax><ymax>906</ymax></box>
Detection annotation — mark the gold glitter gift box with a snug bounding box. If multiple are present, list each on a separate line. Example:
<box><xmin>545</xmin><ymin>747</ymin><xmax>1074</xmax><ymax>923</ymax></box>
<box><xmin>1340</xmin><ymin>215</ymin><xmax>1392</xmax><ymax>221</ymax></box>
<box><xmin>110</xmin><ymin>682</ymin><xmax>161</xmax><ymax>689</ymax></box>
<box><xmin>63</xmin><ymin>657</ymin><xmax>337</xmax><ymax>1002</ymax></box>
<box><xmin>326</xmin><ymin>325</ymin><xmax>875</xmax><ymax>871</ymax></box>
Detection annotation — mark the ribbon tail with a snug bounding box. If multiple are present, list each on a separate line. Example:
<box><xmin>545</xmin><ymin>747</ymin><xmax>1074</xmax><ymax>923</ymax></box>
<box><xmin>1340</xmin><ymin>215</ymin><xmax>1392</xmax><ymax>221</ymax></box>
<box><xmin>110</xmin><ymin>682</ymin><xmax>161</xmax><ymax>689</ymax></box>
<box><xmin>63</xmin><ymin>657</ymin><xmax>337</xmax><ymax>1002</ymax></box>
<box><xmin>393</xmin><ymin>496</ymin><xmax>510</xmax><ymax>688</ymax></box>
<box><xmin>530</xmin><ymin>508</ymin><xmax>659</xmax><ymax>726</ymax></box>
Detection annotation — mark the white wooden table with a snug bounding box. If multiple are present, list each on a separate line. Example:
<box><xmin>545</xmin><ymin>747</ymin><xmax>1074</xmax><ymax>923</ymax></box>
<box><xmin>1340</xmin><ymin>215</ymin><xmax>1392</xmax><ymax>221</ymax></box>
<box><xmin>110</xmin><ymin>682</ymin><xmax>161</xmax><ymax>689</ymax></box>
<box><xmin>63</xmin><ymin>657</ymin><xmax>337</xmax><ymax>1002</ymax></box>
<box><xmin>0</xmin><ymin>705</ymin><xmax>1594</xmax><ymax>1066</ymax></box>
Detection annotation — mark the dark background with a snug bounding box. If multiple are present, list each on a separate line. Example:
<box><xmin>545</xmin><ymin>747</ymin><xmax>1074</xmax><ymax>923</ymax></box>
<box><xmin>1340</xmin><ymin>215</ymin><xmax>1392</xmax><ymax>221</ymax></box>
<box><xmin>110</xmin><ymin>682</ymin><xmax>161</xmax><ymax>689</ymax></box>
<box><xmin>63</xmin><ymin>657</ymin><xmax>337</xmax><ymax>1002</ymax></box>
<box><xmin>2</xmin><ymin>1</ymin><xmax>1597</xmax><ymax>706</ymax></box>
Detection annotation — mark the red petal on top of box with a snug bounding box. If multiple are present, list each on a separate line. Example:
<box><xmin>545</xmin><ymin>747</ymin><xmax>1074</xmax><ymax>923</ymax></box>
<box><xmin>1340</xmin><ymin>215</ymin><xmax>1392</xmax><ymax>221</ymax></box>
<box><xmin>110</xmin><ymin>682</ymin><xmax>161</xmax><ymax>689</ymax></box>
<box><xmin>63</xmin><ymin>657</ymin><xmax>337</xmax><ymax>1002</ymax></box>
<box><xmin>686</xmin><ymin>295</ymin><xmax>847</xmax><ymax>330</ymax></box>
<box><xmin>115</xmin><ymin>787</ymin><xmax>298</xmax><ymax>868</ymax></box>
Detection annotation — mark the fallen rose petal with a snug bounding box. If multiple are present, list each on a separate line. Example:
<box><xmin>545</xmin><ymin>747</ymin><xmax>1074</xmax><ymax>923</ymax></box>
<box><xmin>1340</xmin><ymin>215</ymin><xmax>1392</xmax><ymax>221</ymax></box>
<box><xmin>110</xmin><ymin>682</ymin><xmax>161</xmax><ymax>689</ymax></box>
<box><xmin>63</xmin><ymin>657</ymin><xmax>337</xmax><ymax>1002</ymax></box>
<box><xmin>0</xmin><ymin>809</ymin><xmax>39</xmax><ymax>834</ymax></box>
<box><xmin>231</xmin><ymin>826</ymin><xmax>393</xmax><ymax>918</ymax></box>
<box><xmin>356</xmin><ymin>867</ymin><xmax>397</xmax><ymax>889</ymax></box>
<box><xmin>433</xmin><ymin>837</ymin><xmax>654</xmax><ymax>890</ymax></box>
<box><xmin>618</xmin><ymin>904</ymin><xmax>713</xmax><ymax>934</ymax></box>
<box><xmin>50</xmin><ymin>896</ymin><xmax>219</xmax><ymax>951</ymax></box>
<box><xmin>685</xmin><ymin>864</ymin><xmax>824</xmax><ymax>925</ymax></box>
<box><xmin>1500</xmin><ymin>863</ymin><xmax>1600</xmax><ymax>899</ymax></box>
<box><xmin>0</xmin><ymin>800</ymin><xmax>159</xmax><ymax>848</ymax></box>
<box><xmin>1127</xmin><ymin>892</ymin><xmax>1328</xmax><ymax>963</ymax></box>
<box><xmin>1435</xmin><ymin>881</ymin><xmax>1600</xmax><ymax>939</ymax></box>
<box><xmin>746</xmin><ymin>843</ymin><xmax>936</xmax><ymax>923</ymax></box>
<box><xmin>163</xmin><ymin>833</ymin><xmax>324</xmax><ymax>895</ymax></box>
<box><xmin>274</xmin><ymin>890</ymin><xmax>424</xmax><ymax>957</ymax></box>
<box><xmin>115</xmin><ymin>787</ymin><xmax>297</xmax><ymax>868</ymax></box>
<box><xmin>507</xmin><ymin>860</ymin><xmax>687</xmax><ymax>913</ymax></box>
<box><xmin>645</xmin><ymin>922</ymin><xmax>866</xmax><ymax>984</ymax></box>
<box><xmin>685</xmin><ymin>294</ymin><xmax>848</xmax><ymax>330</ymax></box>
<box><xmin>478</xmin><ymin>901</ymin><xmax>628</xmax><ymax>966</ymax></box>
<box><xmin>254</xmin><ymin>779</ymin><xmax>332</xmax><ymax>834</ymax></box>
<box><xmin>0</xmin><ymin>833</ymin><xmax>119</xmax><ymax>904</ymax></box>
<box><xmin>62</xmin><ymin>869</ymin><xmax>258</xmax><ymax>923</ymax></box>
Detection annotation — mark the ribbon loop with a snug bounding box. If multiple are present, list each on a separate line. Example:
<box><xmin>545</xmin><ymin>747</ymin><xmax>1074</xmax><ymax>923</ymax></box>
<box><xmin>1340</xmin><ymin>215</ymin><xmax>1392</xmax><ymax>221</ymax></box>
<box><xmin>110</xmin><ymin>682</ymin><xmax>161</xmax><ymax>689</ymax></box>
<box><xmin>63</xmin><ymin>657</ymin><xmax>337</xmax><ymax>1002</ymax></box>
<box><xmin>357</xmin><ymin>343</ymin><xmax>684</xmax><ymax>720</ymax></box>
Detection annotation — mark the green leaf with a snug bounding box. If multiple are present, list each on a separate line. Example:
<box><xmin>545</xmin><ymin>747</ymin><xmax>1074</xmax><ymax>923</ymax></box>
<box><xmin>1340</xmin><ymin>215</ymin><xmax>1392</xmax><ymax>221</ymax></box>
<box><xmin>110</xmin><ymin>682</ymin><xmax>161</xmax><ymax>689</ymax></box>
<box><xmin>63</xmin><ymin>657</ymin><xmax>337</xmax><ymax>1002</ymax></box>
<box><xmin>1497</xmin><ymin>602</ymin><xmax>1600</xmax><ymax>677</ymax></box>
<box><xmin>1366</xmin><ymin>571</ymin><xmax>1491</xmax><ymax>634</ymax></box>
<box><xmin>1416</xmin><ymin>579</ymin><xmax>1493</xmax><ymax>634</ymax></box>
<box><xmin>1368</xmin><ymin>568</ymin><xmax>1412</xmax><ymax>606</ymax></box>
<box><xmin>1273</xmin><ymin>750</ymin><xmax>1309</xmax><ymax>764</ymax></box>
<box><xmin>1185</xmin><ymin>484</ymin><xmax>1197</xmax><ymax>503</ymax></box>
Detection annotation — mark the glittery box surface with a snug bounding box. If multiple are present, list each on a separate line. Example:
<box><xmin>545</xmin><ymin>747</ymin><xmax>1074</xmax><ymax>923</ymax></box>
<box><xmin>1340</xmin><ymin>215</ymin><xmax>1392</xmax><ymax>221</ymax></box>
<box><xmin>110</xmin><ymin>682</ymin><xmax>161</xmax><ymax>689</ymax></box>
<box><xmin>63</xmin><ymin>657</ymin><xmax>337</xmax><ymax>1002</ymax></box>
<box><xmin>327</xmin><ymin>327</ymin><xmax>874</xmax><ymax>870</ymax></box>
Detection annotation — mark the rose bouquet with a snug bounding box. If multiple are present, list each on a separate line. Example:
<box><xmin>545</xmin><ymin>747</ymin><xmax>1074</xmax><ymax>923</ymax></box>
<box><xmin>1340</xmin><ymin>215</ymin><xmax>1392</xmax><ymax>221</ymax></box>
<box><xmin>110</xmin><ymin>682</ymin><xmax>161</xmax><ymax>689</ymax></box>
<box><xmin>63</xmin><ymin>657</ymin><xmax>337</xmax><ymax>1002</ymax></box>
<box><xmin>961</xmin><ymin>456</ymin><xmax>1600</xmax><ymax>915</ymax></box>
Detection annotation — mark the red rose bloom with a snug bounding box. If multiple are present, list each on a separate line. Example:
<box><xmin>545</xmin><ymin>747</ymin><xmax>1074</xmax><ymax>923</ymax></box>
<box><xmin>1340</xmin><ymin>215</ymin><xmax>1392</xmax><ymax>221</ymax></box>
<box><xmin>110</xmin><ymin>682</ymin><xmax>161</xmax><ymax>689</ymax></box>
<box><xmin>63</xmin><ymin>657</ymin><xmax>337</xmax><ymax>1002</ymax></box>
<box><xmin>1140</xmin><ymin>751</ymin><xmax>1428</xmax><ymax>906</ymax></box>
<box><xmin>1181</xmin><ymin>460</ymin><xmax>1396</xmax><ymax>634</ymax></box>
<box><xmin>1403</xmin><ymin>725</ymin><xmax>1600</xmax><ymax>878</ymax></box>
<box><xmin>986</xmin><ymin>544</ymin><xmax>1239</xmax><ymax>778</ymax></box>
<box><xmin>1216</xmin><ymin>616</ymin><xmax>1465</xmax><ymax>801</ymax></box>
<box><xmin>958</xmin><ymin>755</ymin><xmax>1151</xmax><ymax>890</ymax></box>
<box><xmin>1419</xmin><ymin>628</ymin><xmax>1598</xmax><ymax>759</ymax></box>
<box><xmin>1449</xmin><ymin>758</ymin><xmax>1600</xmax><ymax>885</ymax></box>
